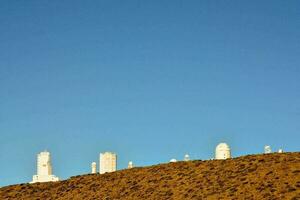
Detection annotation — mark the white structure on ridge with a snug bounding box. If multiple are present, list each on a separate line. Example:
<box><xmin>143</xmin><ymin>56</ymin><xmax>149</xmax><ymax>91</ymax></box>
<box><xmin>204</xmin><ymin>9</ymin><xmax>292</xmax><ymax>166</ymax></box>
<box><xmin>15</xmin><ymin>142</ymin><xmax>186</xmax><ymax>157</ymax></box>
<box><xmin>31</xmin><ymin>151</ymin><xmax>59</xmax><ymax>183</ymax></box>
<box><xmin>184</xmin><ymin>154</ymin><xmax>190</xmax><ymax>161</ymax></box>
<box><xmin>264</xmin><ymin>145</ymin><xmax>272</xmax><ymax>154</ymax></box>
<box><xmin>278</xmin><ymin>148</ymin><xmax>283</xmax><ymax>153</ymax></box>
<box><xmin>128</xmin><ymin>161</ymin><xmax>133</xmax><ymax>169</ymax></box>
<box><xmin>91</xmin><ymin>162</ymin><xmax>97</xmax><ymax>174</ymax></box>
<box><xmin>215</xmin><ymin>143</ymin><xmax>231</xmax><ymax>160</ymax></box>
<box><xmin>170</xmin><ymin>158</ymin><xmax>177</xmax><ymax>163</ymax></box>
<box><xmin>99</xmin><ymin>152</ymin><xmax>117</xmax><ymax>174</ymax></box>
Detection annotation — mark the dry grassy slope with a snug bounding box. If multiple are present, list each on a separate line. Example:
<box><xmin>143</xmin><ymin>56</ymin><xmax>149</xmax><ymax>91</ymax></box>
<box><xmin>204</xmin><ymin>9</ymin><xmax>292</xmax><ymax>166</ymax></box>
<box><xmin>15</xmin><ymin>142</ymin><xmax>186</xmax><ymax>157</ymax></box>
<box><xmin>1</xmin><ymin>152</ymin><xmax>300</xmax><ymax>200</ymax></box>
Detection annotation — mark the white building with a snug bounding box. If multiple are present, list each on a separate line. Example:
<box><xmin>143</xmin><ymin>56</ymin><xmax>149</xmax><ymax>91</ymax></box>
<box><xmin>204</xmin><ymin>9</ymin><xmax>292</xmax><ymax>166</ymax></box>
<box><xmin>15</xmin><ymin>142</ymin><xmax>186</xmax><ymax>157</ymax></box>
<box><xmin>278</xmin><ymin>148</ymin><xmax>283</xmax><ymax>153</ymax></box>
<box><xmin>91</xmin><ymin>162</ymin><xmax>97</xmax><ymax>174</ymax></box>
<box><xmin>128</xmin><ymin>161</ymin><xmax>133</xmax><ymax>169</ymax></box>
<box><xmin>31</xmin><ymin>151</ymin><xmax>59</xmax><ymax>183</ymax></box>
<box><xmin>215</xmin><ymin>143</ymin><xmax>231</xmax><ymax>160</ymax></box>
<box><xmin>170</xmin><ymin>158</ymin><xmax>177</xmax><ymax>163</ymax></box>
<box><xmin>264</xmin><ymin>145</ymin><xmax>272</xmax><ymax>154</ymax></box>
<box><xmin>99</xmin><ymin>152</ymin><xmax>117</xmax><ymax>174</ymax></box>
<box><xmin>184</xmin><ymin>154</ymin><xmax>190</xmax><ymax>161</ymax></box>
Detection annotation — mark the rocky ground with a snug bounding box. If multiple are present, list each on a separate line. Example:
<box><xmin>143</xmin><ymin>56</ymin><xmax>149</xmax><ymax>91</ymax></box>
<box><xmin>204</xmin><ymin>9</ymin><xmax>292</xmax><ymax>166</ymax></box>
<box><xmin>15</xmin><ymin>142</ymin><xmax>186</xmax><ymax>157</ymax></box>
<box><xmin>1</xmin><ymin>152</ymin><xmax>300</xmax><ymax>199</ymax></box>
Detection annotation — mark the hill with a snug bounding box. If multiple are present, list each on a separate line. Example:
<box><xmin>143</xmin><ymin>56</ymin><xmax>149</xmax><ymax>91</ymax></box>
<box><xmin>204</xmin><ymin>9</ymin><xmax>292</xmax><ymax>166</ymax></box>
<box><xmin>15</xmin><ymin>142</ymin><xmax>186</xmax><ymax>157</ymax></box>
<box><xmin>1</xmin><ymin>152</ymin><xmax>300</xmax><ymax>199</ymax></box>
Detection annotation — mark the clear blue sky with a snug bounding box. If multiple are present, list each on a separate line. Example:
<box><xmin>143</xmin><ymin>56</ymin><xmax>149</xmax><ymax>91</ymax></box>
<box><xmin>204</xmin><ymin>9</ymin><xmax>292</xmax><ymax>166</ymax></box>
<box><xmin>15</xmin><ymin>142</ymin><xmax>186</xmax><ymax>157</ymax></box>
<box><xmin>0</xmin><ymin>1</ymin><xmax>299</xmax><ymax>186</ymax></box>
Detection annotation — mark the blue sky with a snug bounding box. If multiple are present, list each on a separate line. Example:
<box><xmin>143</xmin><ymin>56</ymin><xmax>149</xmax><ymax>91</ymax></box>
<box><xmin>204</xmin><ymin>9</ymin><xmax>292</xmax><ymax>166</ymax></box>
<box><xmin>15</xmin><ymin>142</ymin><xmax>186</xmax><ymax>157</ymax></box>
<box><xmin>0</xmin><ymin>1</ymin><xmax>300</xmax><ymax>186</ymax></box>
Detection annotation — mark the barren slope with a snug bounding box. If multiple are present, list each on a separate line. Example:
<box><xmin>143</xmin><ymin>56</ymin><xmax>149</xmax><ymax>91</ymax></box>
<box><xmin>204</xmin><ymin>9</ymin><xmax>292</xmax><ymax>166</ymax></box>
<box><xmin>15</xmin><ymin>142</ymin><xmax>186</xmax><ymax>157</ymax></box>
<box><xmin>1</xmin><ymin>152</ymin><xmax>300</xmax><ymax>199</ymax></box>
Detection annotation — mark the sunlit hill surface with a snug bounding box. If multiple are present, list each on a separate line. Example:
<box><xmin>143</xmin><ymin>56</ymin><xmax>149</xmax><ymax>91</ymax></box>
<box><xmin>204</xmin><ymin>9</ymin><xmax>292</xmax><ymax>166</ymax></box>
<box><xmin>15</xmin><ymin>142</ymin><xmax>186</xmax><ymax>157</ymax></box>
<box><xmin>1</xmin><ymin>152</ymin><xmax>300</xmax><ymax>199</ymax></box>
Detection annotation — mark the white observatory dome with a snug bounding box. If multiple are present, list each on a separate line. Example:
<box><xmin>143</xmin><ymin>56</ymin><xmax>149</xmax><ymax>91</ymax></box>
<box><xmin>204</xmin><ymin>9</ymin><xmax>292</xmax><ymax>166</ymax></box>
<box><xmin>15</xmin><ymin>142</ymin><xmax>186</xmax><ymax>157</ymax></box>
<box><xmin>215</xmin><ymin>143</ymin><xmax>231</xmax><ymax>160</ymax></box>
<box><xmin>184</xmin><ymin>154</ymin><xmax>190</xmax><ymax>161</ymax></box>
<box><xmin>128</xmin><ymin>161</ymin><xmax>133</xmax><ymax>169</ymax></box>
<box><xmin>264</xmin><ymin>145</ymin><xmax>272</xmax><ymax>154</ymax></box>
<box><xmin>91</xmin><ymin>162</ymin><xmax>97</xmax><ymax>174</ymax></box>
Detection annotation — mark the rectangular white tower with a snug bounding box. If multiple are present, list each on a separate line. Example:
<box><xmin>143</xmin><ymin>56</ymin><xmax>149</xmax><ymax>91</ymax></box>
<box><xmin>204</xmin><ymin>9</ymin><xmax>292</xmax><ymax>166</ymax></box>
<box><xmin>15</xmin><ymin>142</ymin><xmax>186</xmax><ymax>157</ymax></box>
<box><xmin>37</xmin><ymin>151</ymin><xmax>52</xmax><ymax>176</ymax></box>
<box><xmin>31</xmin><ymin>151</ymin><xmax>59</xmax><ymax>183</ymax></box>
<box><xmin>99</xmin><ymin>152</ymin><xmax>117</xmax><ymax>174</ymax></box>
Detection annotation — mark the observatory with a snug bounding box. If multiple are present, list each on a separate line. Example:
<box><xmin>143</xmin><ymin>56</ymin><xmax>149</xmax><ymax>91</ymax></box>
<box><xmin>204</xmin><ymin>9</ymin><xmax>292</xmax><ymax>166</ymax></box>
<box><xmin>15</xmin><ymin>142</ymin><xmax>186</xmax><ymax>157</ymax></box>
<box><xmin>128</xmin><ymin>161</ymin><xmax>133</xmax><ymax>169</ymax></box>
<box><xmin>170</xmin><ymin>158</ymin><xmax>177</xmax><ymax>163</ymax></box>
<box><xmin>31</xmin><ymin>151</ymin><xmax>59</xmax><ymax>183</ymax></box>
<box><xmin>91</xmin><ymin>162</ymin><xmax>97</xmax><ymax>174</ymax></box>
<box><xmin>99</xmin><ymin>152</ymin><xmax>117</xmax><ymax>174</ymax></box>
<box><xmin>215</xmin><ymin>143</ymin><xmax>231</xmax><ymax>160</ymax></box>
<box><xmin>184</xmin><ymin>154</ymin><xmax>190</xmax><ymax>161</ymax></box>
<box><xmin>264</xmin><ymin>145</ymin><xmax>272</xmax><ymax>154</ymax></box>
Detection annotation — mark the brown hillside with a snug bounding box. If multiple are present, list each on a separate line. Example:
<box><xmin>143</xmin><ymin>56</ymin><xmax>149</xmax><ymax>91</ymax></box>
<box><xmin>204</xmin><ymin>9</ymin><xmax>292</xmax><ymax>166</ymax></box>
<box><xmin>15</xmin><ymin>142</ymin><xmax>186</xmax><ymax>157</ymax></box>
<box><xmin>1</xmin><ymin>152</ymin><xmax>300</xmax><ymax>199</ymax></box>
